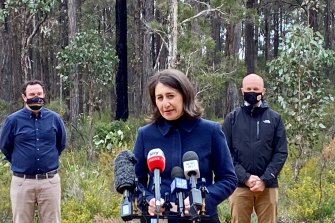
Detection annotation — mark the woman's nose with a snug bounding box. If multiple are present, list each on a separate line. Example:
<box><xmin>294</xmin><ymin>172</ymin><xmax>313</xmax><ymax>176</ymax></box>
<box><xmin>163</xmin><ymin>99</ymin><xmax>171</xmax><ymax>107</ymax></box>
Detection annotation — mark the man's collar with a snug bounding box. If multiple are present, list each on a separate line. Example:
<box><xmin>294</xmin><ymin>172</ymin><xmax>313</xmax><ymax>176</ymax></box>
<box><xmin>244</xmin><ymin>100</ymin><xmax>262</xmax><ymax>107</ymax></box>
<box><xmin>23</xmin><ymin>107</ymin><xmax>44</xmax><ymax>118</ymax></box>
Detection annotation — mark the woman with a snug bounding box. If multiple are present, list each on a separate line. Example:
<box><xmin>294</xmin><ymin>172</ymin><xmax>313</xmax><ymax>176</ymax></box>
<box><xmin>133</xmin><ymin>69</ymin><xmax>237</xmax><ymax>223</ymax></box>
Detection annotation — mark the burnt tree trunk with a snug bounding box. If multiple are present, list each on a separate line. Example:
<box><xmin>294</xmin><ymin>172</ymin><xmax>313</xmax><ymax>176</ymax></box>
<box><xmin>115</xmin><ymin>0</ymin><xmax>128</xmax><ymax>120</ymax></box>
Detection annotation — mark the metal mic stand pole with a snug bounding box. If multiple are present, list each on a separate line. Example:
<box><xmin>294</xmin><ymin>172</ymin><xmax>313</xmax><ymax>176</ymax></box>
<box><xmin>133</xmin><ymin>178</ymin><xmax>140</xmax><ymax>215</ymax></box>
<box><xmin>200</xmin><ymin>178</ymin><xmax>209</xmax><ymax>216</ymax></box>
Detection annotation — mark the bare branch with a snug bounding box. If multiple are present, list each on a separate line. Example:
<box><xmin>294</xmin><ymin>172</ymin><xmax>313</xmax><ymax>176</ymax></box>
<box><xmin>153</xmin><ymin>43</ymin><xmax>165</xmax><ymax>71</ymax></box>
<box><xmin>180</xmin><ymin>5</ymin><xmax>227</xmax><ymax>25</ymax></box>
<box><xmin>26</xmin><ymin>13</ymin><xmax>48</xmax><ymax>48</ymax></box>
<box><xmin>140</xmin><ymin>17</ymin><xmax>168</xmax><ymax>48</ymax></box>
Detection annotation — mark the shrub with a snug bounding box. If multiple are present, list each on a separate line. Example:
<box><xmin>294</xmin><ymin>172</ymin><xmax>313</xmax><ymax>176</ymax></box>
<box><xmin>93</xmin><ymin>119</ymin><xmax>141</xmax><ymax>152</ymax></box>
<box><xmin>0</xmin><ymin>156</ymin><xmax>11</xmax><ymax>223</ymax></box>
<box><xmin>60</xmin><ymin>149</ymin><xmax>120</xmax><ymax>223</ymax></box>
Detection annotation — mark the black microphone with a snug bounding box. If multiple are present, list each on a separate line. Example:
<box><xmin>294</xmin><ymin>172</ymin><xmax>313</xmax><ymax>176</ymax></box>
<box><xmin>183</xmin><ymin>151</ymin><xmax>202</xmax><ymax>219</ymax></box>
<box><xmin>170</xmin><ymin>166</ymin><xmax>188</xmax><ymax>216</ymax></box>
<box><xmin>114</xmin><ymin>150</ymin><xmax>137</xmax><ymax>221</ymax></box>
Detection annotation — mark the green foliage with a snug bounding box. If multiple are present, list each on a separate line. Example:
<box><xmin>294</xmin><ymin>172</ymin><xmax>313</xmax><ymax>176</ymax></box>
<box><xmin>0</xmin><ymin>156</ymin><xmax>11</xmax><ymax>223</ymax></box>
<box><xmin>0</xmin><ymin>99</ymin><xmax>13</xmax><ymax>122</ymax></box>
<box><xmin>46</xmin><ymin>100</ymin><xmax>67</xmax><ymax>117</ymax></box>
<box><xmin>193</xmin><ymin>71</ymin><xmax>228</xmax><ymax>116</ymax></box>
<box><xmin>0</xmin><ymin>0</ymin><xmax>56</xmax><ymax>21</ymax></box>
<box><xmin>61</xmin><ymin>149</ymin><xmax>120</xmax><ymax>223</ymax></box>
<box><xmin>218</xmin><ymin>200</ymin><xmax>231</xmax><ymax>223</ymax></box>
<box><xmin>79</xmin><ymin>0</ymin><xmax>115</xmax><ymax>31</ymax></box>
<box><xmin>93</xmin><ymin>120</ymin><xmax>138</xmax><ymax>152</ymax></box>
<box><xmin>57</xmin><ymin>30</ymin><xmax>118</xmax><ymax>88</ymax></box>
<box><xmin>268</xmin><ymin>25</ymin><xmax>335</xmax><ymax>166</ymax></box>
<box><xmin>191</xmin><ymin>60</ymin><xmax>246</xmax><ymax>117</ymax></box>
<box><xmin>279</xmin><ymin>157</ymin><xmax>335</xmax><ymax>222</ymax></box>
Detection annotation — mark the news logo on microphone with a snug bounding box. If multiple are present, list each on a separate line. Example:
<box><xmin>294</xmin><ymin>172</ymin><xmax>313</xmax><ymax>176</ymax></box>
<box><xmin>183</xmin><ymin>151</ymin><xmax>200</xmax><ymax>179</ymax></box>
<box><xmin>147</xmin><ymin>148</ymin><xmax>166</xmax><ymax>172</ymax></box>
<box><xmin>171</xmin><ymin>177</ymin><xmax>188</xmax><ymax>193</ymax></box>
<box><xmin>147</xmin><ymin>148</ymin><xmax>166</xmax><ymax>214</ymax></box>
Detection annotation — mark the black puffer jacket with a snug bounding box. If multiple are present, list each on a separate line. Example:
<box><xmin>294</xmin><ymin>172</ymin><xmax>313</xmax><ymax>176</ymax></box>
<box><xmin>222</xmin><ymin>100</ymin><xmax>288</xmax><ymax>187</ymax></box>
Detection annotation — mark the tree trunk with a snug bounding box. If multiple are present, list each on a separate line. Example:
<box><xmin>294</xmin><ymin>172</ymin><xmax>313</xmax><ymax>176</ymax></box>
<box><xmin>115</xmin><ymin>0</ymin><xmax>128</xmax><ymax>121</ymax></box>
<box><xmin>273</xmin><ymin>2</ymin><xmax>280</xmax><ymax>58</ymax></box>
<box><xmin>0</xmin><ymin>0</ymin><xmax>14</xmax><ymax>109</ymax></box>
<box><xmin>224</xmin><ymin>18</ymin><xmax>242</xmax><ymax>116</ymax></box>
<box><xmin>233</xmin><ymin>21</ymin><xmax>242</xmax><ymax>57</ymax></box>
<box><xmin>20</xmin><ymin>7</ymin><xmax>30</xmax><ymax>82</ymax></box>
<box><xmin>245</xmin><ymin>0</ymin><xmax>256</xmax><ymax>73</ymax></box>
<box><xmin>308</xmin><ymin>8</ymin><xmax>317</xmax><ymax>31</ymax></box>
<box><xmin>129</xmin><ymin>0</ymin><xmax>143</xmax><ymax>117</ymax></box>
<box><xmin>211</xmin><ymin>12</ymin><xmax>222</xmax><ymax>68</ymax></box>
<box><xmin>141</xmin><ymin>0</ymin><xmax>154</xmax><ymax>115</ymax></box>
<box><xmin>68</xmin><ymin>0</ymin><xmax>80</xmax><ymax>144</ymax></box>
<box><xmin>224</xmin><ymin>81</ymin><xmax>240</xmax><ymax>117</ymax></box>
<box><xmin>324</xmin><ymin>0</ymin><xmax>331</xmax><ymax>49</ymax></box>
<box><xmin>168</xmin><ymin>0</ymin><xmax>178</xmax><ymax>68</ymax></box>
<box><xmin>87</xmin><ymin>79</ymin><xmax>95</xmax><ymax>160</ymax></box>
<box><xmin>154</xmin><ymin>9</ymin><xmax>168</xmax><ymax>70</ymax></box>
<box><xmin>67</xmin><ymin>13</ymin><xmax>79</xmax><ymax>126</ymax></box>
<box><xmin>264</xmin><ymin>7</ymin><xmax>270</xmax><ymax>61</ymax></box>
<box><xmin>225</xmin><ymin>22</ymin><xmax>233</xmax><ymax>58</ymax></box>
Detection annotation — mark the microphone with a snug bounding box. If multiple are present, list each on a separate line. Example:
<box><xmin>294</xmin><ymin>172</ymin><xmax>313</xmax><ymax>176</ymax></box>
<box><xmin>147</xmin><ymin>148</ymin><xmax>166</xmax><ymax>214</ymax></box>
<box><xmin>114</xmin><ymin>150</ymin><xmax>137</xmax><ymax>221</ymax></box>
<box><xmin>170</xmin><ymin>166</ymin><xmax>188</xmax><ymax>216</ymax></box>
<box><xmin>182</xmin><ymin>151</ymin><xmax>202</xmax><ymax>219</ymax></box>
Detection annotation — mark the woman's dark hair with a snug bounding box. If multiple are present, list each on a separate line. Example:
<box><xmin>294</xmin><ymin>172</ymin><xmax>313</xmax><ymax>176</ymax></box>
<box><xmin>147</xmin><ymin>69</ymin><xmax>203</xmax><ymax>122</ymax></box>
<box><xmin>21</xmin><ymin>80</ymin><xmax>46</xmax><ymax>95</ymax></box>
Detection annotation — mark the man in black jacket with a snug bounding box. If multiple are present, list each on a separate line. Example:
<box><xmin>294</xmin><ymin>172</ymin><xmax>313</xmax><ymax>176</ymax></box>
<box><xmin>222</xmin><ymin>73</ymin><xmax>288</xmax><ymax>223</ymax></box>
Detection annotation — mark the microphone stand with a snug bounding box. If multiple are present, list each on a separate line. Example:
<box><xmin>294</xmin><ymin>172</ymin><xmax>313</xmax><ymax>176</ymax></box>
<box><xmin>120</xmin><ymin>189</ymin><xmax>133</xmax><ymax>221</ymax></box>
<box><xmin>139</xmin><ymin>190</ymin><xmax>148</xmax><ymax>216</ymax></box>
<box><xmin>133</xmin><ymin>178</ymin><xmax>140</xmax><ymax>215</ymax></box>
<box><xmin>199</xmin><ymin>178</ymin><xmax>209</xmax><ymax>216</ymax></box>
<box><xmin>176</xmin><ymin>191</ymin><xmax>184</xmax><ymax>217</ymax></box>
<box><xmin>163</xmin><ymin>192</ymin><xmax>172</xmax><ymax>216</ymax></box>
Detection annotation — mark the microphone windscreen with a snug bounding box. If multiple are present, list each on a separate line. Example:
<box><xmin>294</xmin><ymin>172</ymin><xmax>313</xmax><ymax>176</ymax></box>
<box><xmin>147</xmin><ymin>148</ymin><xmax>166</xmax><ymax>172</ymax></box>
<box><xmin>171</xmin><ymin>166</ymin><xmax>184</xmax><ymax>179</ymax></box>
<box><xmin>114</xmin><ymin>150</ymin><xmax>137</xmax><ymax>194</ymax></box>
<box><xmin>182</xmin><ymin>151</ymin><xmax>199</xmax><ymax>162</ymax></box>
<box><xmin>170</xmin><ymin>166</ymin><xmax>188</xmax><ymax>193</ymax></box>
<box><xmin>182</xmin><ymin>151</ymin><xmax>200</xmax><ymax>179</ymax></box>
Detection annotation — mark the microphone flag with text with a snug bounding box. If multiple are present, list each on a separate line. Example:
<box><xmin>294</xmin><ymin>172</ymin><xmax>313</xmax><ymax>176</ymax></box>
<box><xmin>170</xmin><ymin>166</ymin><xmax>188</xmax><ymax>216</ymax></box>
<box><xmin>114</xmin><ymin>150</ymin><xmax>138</xmax><ymax>221</ymax></box>
<box><xmin>146</xmin><ymin>148</ymin><xmax>166</xmax><ymax>214</ymax></box>
<box><xmin>183</xmin><ymin>151</ymin><xmax>202</xmax><ymax>219</ymax></box>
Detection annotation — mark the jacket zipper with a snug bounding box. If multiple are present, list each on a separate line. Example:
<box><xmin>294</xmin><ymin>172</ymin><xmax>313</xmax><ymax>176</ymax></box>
<box><xmin>257</xmin><ymin>121</ymin><xmax>260</xmax><ymax>140</ymax></box>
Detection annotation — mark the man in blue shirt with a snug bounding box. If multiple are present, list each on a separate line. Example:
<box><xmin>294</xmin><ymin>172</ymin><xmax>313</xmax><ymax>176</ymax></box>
<box><xmin>0</xmin><ymin>80</ymin><xmax>67</xmax><ymax>223</ymax></box>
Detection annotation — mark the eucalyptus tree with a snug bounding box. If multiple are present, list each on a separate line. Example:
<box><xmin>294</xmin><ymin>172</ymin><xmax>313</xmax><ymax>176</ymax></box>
<box><xmin>67</xmin><ymin>0</ymin><xmax>80</xmax><ymax>133</ymax></box>
<box><xmin>268</xmin><ymin>25</ymin><xmax>335</xmax><ymax>179</ymax></box>
<box><xmin>0</xmin><ymin>0</ymin><xmax>57</xmax><ymax>82</ymax></box>
<box><xmin>57</xmin><ymin>30</ymin><xmax>118</xmax><ymax>158</ymax></box>
<box><xmin>324</xmin><ymin>0</ymin><xmax>334</xmax><ymax>50</ymax></box>
<box><xmin>128</xmin><ymin>0</ymin><xmax>154</xmax><ymax>116</ymax></box>
<box><xmin>168</xmin><ymin>0</ymin><xmax>178</xmax><ymax>68</ymax></box>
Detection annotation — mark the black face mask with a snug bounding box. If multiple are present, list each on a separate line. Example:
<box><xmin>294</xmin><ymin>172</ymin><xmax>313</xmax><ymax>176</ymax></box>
<box><xmin>26</xmin><ymin>96</ymin><xmax>45</xmax><ymax>111</ymax></box>
<box><xmin>243</xmin><ymin>92</ymin><xmax>262</xmax><ymax>105</ymax></box>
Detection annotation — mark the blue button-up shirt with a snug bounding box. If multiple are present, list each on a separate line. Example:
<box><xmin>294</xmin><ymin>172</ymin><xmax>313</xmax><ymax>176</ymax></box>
<box><xmin>0</xmin><ymin>107</ymin><xmax>67</xmax><ymax>174</ymax></box>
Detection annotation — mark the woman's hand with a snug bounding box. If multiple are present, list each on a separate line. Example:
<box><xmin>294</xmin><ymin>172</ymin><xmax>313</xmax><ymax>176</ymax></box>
<box><xmin>148</xmin><ymin>198</ymin><xmax>165</xmax><ymax>215</ymax></box>
<box><xmin>183</xmin><ymin>197</ymin><xmax>190</xmax><ymax>215</ymax></box>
